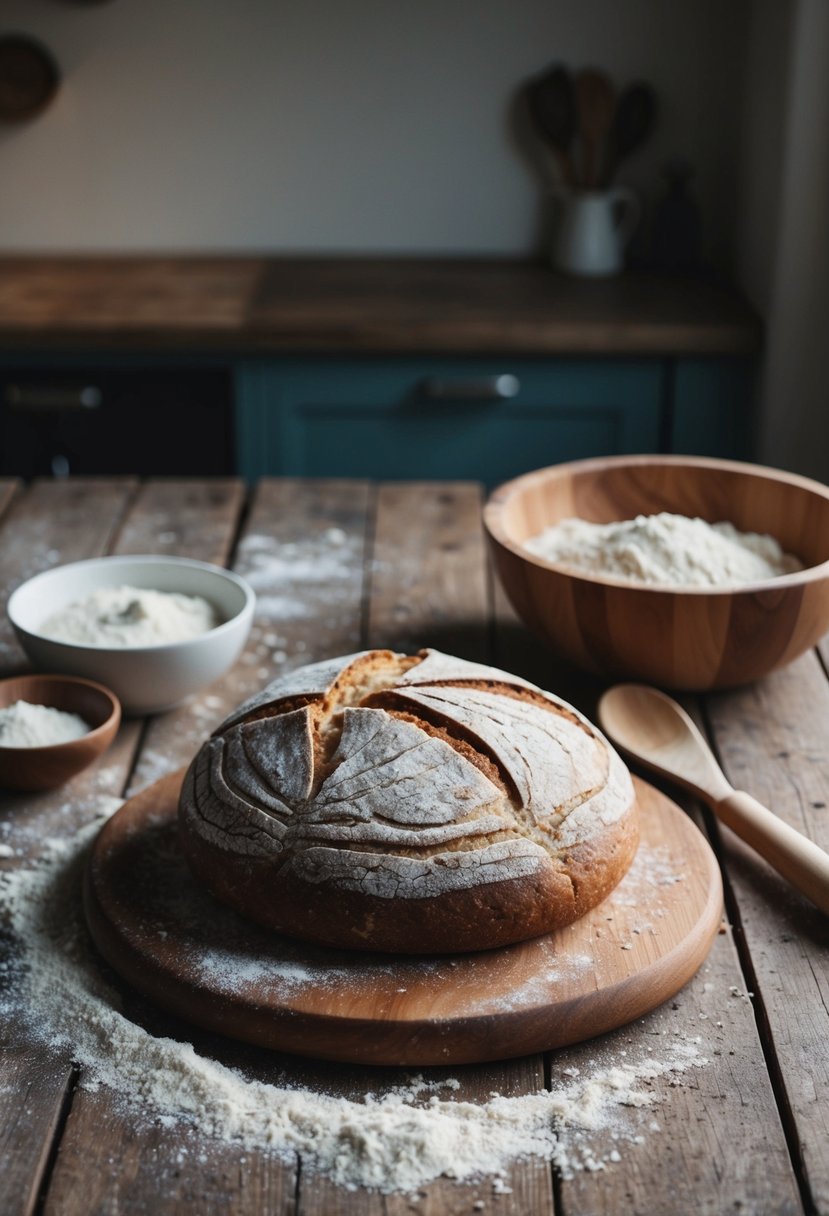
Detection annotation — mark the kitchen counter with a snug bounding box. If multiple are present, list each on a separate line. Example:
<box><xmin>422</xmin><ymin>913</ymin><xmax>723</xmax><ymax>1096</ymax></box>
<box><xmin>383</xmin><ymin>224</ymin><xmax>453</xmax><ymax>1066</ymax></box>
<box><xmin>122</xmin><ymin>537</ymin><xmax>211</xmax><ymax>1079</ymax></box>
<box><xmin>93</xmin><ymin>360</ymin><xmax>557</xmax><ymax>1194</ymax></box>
<box><xmin>0</xmin><ymin>476</ymin><xmax>825</xmax><ymax>1215</ymax></box>
<box><xmin>0</xmin><ymin>256</ymin><xmax>761</xmax><ymax>354</ymax></box>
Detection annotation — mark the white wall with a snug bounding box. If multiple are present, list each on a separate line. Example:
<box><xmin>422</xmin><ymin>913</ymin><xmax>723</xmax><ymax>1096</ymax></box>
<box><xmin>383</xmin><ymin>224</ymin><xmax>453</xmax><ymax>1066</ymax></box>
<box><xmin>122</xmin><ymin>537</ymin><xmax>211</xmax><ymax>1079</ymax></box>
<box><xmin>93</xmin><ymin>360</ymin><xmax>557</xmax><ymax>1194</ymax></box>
<box><xmin>736</xmin><ymin>0</ymin><xmax>829</xmax><ymax>481</ymax></box>
<box><xmin>0</xmin><ymin>0</ymin><xmax>748</xmax><ymax>259</ymax></box>
<box><xmin>734</xmin><ymin>0</ymin><xmax>795</xmax><ymax>316</ymax></box>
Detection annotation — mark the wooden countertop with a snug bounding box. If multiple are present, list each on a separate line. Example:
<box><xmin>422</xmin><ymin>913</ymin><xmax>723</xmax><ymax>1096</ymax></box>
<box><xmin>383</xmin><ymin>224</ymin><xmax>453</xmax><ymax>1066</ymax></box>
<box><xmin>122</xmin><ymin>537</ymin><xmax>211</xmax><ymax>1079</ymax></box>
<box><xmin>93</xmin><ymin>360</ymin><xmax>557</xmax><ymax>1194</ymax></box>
<box><xmin>0</xmin><ymin>476</ymin><xmax>825</xmax><ymax>1215</ymax></box>
<box><xmin>0</xmin><ymin>257</ymin><xmax>762</xmax><ymax>355</ymax></box>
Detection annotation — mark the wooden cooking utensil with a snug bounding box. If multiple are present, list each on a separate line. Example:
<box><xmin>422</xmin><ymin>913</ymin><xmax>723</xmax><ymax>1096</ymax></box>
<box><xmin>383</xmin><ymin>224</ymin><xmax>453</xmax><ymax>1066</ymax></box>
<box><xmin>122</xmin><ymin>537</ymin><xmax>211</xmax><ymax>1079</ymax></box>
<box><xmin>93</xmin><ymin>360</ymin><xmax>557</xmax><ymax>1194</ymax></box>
<box><xmin>574</xmin><ymin>68</ymin><xmax>615</xmax><ymax>190</ymax></box>
<box><xmin>525</xmin><ymin>64</ymin><xmax>578</xmax><ymax>189</ymax></box>
<box><xmin>598</xmin><ymin>684</ymin><xmax>829</xmax><ymax>916</ymax></box>
<box><xmin>603</xmin><ymin>82</ymin><xmax>656</xmax><ymax>186</ymax></box>
<box><xmin>0</xmin><ymin>36</ymin><xmax>60</xmax><ymax>122</ymax></box>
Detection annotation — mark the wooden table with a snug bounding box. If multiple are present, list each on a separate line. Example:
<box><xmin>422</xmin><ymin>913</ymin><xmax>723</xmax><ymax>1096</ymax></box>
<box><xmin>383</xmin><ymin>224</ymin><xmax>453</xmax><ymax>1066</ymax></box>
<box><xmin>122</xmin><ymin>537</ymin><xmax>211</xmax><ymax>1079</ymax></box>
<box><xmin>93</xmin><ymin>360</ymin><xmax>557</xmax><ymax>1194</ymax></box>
<box><xmin>1</xmin><ymin>476</ymin><xmax>826</xmax><ymax>1215</ymax></box>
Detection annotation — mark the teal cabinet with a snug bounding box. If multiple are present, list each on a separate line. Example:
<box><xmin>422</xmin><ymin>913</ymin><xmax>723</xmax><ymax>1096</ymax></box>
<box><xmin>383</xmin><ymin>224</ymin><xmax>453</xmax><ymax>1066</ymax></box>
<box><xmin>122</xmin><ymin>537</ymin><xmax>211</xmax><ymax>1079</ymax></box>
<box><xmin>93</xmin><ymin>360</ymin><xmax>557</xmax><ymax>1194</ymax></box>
<box><xmin>670</xmin><ymin>358</ymin><xmax>755</xmax><ymax>458</ymax></box>
<box><xmin>0</xmin><ymin>350</ymin><xmax>754</xmax><ymax>483</ymax></box>
<box><xmin>235</xmin><ymin>357</ymin><xmax>667</xmax><ymax>485</ymax></box>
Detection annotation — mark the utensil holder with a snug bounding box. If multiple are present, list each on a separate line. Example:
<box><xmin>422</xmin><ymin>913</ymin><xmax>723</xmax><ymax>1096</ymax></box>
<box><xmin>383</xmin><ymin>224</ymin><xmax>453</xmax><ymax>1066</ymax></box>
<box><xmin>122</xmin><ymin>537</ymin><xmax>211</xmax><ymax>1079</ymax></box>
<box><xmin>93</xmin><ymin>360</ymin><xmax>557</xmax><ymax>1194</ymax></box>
<box><xmin>552</xmin><ymin>188</ymin><xmax>640</xmax><ymax>277</ymax></box>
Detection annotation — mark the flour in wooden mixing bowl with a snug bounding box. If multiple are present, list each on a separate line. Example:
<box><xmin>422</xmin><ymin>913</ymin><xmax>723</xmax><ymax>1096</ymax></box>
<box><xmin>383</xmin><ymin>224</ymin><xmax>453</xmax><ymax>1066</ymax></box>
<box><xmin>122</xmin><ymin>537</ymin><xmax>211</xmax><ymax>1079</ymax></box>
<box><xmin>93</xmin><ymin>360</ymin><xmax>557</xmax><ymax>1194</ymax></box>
<box><xmin>0</xmin><ymin>801</ymin><xmax>708</xmax><ymax>1194</ymax></box>
<box><xmin>525</xmin><ymin>512</ymin><xmax>801</xmax><ymax>587</ymax></box>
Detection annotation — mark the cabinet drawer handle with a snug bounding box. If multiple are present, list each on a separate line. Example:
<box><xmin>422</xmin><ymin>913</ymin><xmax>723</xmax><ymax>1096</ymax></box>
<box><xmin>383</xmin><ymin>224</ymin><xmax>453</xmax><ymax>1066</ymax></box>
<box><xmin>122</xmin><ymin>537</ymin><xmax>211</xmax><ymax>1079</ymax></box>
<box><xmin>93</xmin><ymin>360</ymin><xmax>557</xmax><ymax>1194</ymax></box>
<box><xmin>5</xmin><ymin>384</ymin><xmax>103</xmax><ymax>411</ymax></box>
<box><xmin>420</xmin><ymin>374</ymin><xmax>520</xmax><ymax>401</ymax></box>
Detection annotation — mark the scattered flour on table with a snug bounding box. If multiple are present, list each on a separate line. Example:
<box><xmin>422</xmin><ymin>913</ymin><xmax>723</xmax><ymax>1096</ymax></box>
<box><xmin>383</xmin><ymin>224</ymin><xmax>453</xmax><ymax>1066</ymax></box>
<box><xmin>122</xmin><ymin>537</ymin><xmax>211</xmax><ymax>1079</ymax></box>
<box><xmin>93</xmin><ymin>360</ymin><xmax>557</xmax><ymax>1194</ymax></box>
<box><xmin>237</xmin><ymin>530</ymin><xmax>358</xmax><ymax>625</ymax></box>
<box><xmin>0</xmin><ymin>808</ymin><xmax>707</xmax><ymax>1193</ymax></box>
<box><xmin>41</xmin><ymin>586</ymin><xmax>218</xmax><ymax>648</ymax></box>
<box><xmin>0</xmin><ymin>700</ymin><xmax>90</xmax><ymax>747</ymax></box>
<box><xmin>524</xmin><ymin>512</ymin><xmax>802</xmax><ymax>587</ymax></box>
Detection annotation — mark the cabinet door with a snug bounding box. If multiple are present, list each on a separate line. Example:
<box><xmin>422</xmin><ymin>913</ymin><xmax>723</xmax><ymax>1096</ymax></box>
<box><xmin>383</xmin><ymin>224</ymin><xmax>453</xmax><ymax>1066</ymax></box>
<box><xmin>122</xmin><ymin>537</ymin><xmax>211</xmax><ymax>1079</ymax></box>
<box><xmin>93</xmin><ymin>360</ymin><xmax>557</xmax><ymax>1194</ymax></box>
<box><xmin>0</xmin><ymin>361</ymin><xmax>233</xmax><ymax>478</ymax></box>
<box><xmin>236</xmin><ymin>358</ymin><xmax>663</xmax><ymax>484</ymax></box>
<box><xmin>669</xmin><ymin>358</ymin><xmax>754</xmax><ymax>459</ymax></box>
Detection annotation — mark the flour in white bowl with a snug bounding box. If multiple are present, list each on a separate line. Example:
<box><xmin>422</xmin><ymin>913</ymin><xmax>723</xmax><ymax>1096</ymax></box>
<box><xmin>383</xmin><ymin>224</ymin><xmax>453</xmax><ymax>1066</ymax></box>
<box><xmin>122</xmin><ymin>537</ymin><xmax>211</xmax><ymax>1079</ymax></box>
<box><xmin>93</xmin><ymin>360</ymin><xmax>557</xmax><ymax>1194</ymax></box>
<box><xmin>0</xmin><ymin>700</ymin><xmax>90</xmax><ymax>747</ymax></box>
<box><xmin>41</xmin><ymin>586</ymin><xmax>218</xmax><ymax>648</ymax></box>
<box><xmin>524</xmin><ymin>512</ymin><xmax>802</xmax><ymax>587</ymax></box>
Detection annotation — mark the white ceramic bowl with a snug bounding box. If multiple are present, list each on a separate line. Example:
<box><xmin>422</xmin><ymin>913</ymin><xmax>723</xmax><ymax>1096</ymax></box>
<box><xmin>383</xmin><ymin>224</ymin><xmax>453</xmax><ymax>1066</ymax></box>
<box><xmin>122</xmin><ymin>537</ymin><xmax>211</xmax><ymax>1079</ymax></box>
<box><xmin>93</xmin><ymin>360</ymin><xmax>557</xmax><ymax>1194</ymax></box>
<box><xmin>7</xmin><ymin>556</ymin><xmax>256</xmax><ymax>716</ymax></box>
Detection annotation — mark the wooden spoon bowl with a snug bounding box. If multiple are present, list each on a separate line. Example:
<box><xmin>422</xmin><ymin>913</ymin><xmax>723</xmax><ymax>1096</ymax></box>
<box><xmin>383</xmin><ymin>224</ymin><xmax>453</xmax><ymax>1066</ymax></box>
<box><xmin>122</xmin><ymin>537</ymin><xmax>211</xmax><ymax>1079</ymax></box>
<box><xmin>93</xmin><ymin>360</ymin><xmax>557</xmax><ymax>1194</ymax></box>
<box><xmin>0</xmin><ymin>674</ymin><xmax>120</xmax><ymax>791</ymax></box>
<box><xmin>484</xmin><ymin>454</ymin><xmax>829</xmax><ymax>690</ymax></box>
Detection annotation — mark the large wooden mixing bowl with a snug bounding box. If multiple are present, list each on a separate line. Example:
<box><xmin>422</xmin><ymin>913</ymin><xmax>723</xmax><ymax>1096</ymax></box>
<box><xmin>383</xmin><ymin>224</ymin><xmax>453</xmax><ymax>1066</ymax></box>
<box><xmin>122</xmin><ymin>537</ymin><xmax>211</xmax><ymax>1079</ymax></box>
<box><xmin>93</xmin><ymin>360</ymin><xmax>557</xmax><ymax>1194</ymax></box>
<box><xmin>484</xmin><ymin>455</ymin><xmax>829</xmax><ymax>690</ymax></box>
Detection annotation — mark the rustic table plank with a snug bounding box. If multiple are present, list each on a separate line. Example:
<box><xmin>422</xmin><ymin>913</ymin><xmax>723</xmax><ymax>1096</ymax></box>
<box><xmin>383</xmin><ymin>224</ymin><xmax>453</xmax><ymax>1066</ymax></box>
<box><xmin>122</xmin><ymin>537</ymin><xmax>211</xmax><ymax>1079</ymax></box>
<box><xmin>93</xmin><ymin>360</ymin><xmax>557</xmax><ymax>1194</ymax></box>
<box><xmin>0</xmin><ymin>478</ymin><xmax>141</xmax><ymax>1216</ymax></box>
<box><xmin>0</xmin><ymin>1051</ymin><xmax>76</xmax><ymax>1216</ymax></box>
<box><xmin>549</xmin><ymin>892</ymin><xmax>803</xmax><ymax>1215</ymax></box>
<box><xmin>367</xmin><ymin>481</ymin><xmax>490</xmax><ymax>663</ymax></box>
<box><xmin>4</xmin><ymin>477</ymin><xmax>824</xmax><ymax>1214</ymax></box>
<box><xmin>299</xmin><ymin>482</ymin><xmax>554</xmax><ymax>1216</ymax></box>
<box><xmin>111</xmin><ymin>477</ymin><xmax>247</xmax><ymax>794</ymax></box>
<box><xmin>44</xmin><ymin>1118</ymin><xmax>298</xmax><ymax>1216</ymax></box>
<box><xmin>126</xmin><ymin>477</ymin><xmax>370</xmax><ymax>794</ymax></box>
<box><xmin>44</xmin><ymin>478</ymin><xmax>372</xmax><ymax>1216</ymax></box>
<box><xmin>490</xmin><ymin>598</ymin><xmax>804</xmax><ymax>1213</ymax></box>
<box><xmin>0</xmin><ymin>478</ymin><xmax>21</xmax><ymax>519</ymax></box>
<box><xmin>111</xmin><ymin>478</ymin><xmax>246</xmax><ymax>560</ymax></box>
<box><xmin>0</xmin><ymin>478</ymin><xmax>139</xmax><ymax>670</ymax></box>
<box><xmin>705</xmin><ymin>651</ymin><xmax>829</xmax><ymax>1214</ymax></box>
<box><xmin>39</xmin><ymin>479</ymin><xmax>306</xmax><ymax>1216</ymax></box>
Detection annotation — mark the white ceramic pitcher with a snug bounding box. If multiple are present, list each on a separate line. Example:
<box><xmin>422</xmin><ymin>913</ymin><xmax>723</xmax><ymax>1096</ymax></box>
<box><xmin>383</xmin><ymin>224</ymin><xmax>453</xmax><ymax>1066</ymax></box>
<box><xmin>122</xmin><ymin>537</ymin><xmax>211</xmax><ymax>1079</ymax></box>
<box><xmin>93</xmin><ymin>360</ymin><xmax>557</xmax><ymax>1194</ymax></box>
<box><xmin>552</xmin><ymin>188</ymin><xmax>640</xmax><ymax>277</ymax></box>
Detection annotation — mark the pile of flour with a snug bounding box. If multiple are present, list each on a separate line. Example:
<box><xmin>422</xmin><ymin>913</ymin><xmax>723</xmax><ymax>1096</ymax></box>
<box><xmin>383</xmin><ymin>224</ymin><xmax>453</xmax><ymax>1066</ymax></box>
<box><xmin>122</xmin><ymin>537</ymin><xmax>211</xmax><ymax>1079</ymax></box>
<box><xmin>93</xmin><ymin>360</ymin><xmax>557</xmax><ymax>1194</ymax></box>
<box><xmin>525</xmin><ymin>513</ymin><xmax>801</xmax><ymax>587</ymax></box>
<box><xmin>41</xmin><ymin>586</ymin><xmax>218</xmax><ymax>648</ymax></box>
<box><xmin>0</xmin><ymin>802</ymin><xmax>707</xmax><ymax>1194</ymax></box>
<box><xmin>0</xmin><ymin>700</ymin><xmax>89</xmax><ymax>748</ymax></box>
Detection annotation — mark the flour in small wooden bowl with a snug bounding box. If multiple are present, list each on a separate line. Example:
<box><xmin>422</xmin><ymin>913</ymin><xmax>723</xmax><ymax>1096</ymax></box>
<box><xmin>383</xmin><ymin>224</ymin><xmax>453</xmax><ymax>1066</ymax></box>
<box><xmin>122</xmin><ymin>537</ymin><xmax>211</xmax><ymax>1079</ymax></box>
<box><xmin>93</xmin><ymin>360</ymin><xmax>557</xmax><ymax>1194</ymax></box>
<box><xmin>0</xmin><ymin>700</ymin><xmax>90</xmax><ymax>747</ymax></box>
<box><xmin>525</xmin><ymin>513</ymin><xmax>802</xmax><ymax>587</ymax></box>
<box><xmin>0</xmin><ymin>799</ymin><xmax>708</xmax><ymax>1194</ymax></box>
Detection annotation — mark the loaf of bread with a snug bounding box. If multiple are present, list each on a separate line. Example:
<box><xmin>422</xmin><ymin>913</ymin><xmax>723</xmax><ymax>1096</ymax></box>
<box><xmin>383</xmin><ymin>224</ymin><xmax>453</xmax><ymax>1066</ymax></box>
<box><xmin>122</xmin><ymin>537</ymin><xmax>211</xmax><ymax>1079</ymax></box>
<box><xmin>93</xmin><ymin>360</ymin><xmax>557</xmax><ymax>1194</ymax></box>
<box><xmin>179</xmin><ymin>649</ymin><xmax>638</xmax><ymax>953</ymax></box>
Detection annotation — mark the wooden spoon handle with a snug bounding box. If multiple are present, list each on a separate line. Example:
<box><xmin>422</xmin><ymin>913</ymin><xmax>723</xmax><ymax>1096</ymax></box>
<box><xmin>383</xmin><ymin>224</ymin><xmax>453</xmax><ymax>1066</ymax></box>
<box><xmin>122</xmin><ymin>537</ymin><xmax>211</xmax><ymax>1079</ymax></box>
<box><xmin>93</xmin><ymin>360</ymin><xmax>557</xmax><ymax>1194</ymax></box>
<box><xmin>716</xmin><ymin>790</ymin><xmax>829</xmax><ymax>915</ymax></box>
<box><xmin>552</xmin><ymin>146</ymin><xmax>577</xmax><ymax>190</ymax></box>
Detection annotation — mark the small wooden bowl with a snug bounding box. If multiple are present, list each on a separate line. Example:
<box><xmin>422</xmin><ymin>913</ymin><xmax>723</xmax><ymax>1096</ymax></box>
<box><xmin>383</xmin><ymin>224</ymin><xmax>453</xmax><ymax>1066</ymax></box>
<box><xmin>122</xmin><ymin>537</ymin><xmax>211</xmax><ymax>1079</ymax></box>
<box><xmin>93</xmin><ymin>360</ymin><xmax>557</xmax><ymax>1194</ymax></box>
<box><xmin>0</xmin><ymin>675</ymin><xmax>121</xmax><ymax>792</ymax></box>
<box><xmin>484</xmin><ymin>455</ymin><xmax>829</xmax><ymax>691</ymax></box>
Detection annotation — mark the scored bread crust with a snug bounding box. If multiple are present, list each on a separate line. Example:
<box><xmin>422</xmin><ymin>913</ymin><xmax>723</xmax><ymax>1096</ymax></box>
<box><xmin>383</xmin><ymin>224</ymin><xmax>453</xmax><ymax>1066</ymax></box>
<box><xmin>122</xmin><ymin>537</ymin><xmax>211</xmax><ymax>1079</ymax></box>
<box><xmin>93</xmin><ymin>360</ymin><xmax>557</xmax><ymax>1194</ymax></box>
<box><xmin>178</xmin><ymin>649</ymin><xmax>638</xmax><ymax>953</ymax></box>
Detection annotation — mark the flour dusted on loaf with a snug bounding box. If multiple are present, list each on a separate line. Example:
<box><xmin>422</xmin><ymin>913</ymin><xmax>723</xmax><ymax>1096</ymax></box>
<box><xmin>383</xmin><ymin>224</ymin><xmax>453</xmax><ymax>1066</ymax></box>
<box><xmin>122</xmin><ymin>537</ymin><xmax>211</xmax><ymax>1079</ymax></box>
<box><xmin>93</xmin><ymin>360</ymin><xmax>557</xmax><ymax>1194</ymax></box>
<box><xmin>524</xmin><ymin>512</ymin><xmax>802</xmax><ymax>587</ymax></box>
<box><xmin>179</xmin><ymin>648</ymin><xmax>638</xmax><ymax>953</ymax></box>
<box><xmin>42</xmin><ymin>585</ymin><xmax>218</xmax><ymax>647</ymax></box>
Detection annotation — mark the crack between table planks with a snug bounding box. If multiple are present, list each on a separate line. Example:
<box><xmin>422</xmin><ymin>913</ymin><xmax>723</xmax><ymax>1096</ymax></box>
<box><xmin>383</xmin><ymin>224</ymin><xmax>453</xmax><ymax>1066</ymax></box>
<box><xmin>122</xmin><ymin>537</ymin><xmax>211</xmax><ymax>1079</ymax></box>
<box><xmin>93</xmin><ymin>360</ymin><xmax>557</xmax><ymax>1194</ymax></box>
<box><xmin>224</xmin><ymin>478</ymin><xmax>255</xmax><ymax>572</ymax></box>
<box><xmin>816</xmin><ymin>643</ymin><xmax>829</xmax><ymax>687</ymax></box>
<box><xmin>32</xmin><ymin>1065</ymin><xmax>80</xmax><ymax>1216</ymax></box>
<box><xmin>291</xmin><ymin>1152</ymin><xmax>302</xmax><ymax>1216</ymax></box>
<box><xmin>119</xmin><ymin>714</ymin><xmax>152</xmax><ymax>802</ymax></box>
<box><xmin>95</xmin><ymin>478</ymin><xmax>144</xmax><ymax>556</ymax></box>
<box><xmin>543</xmin><ymin>1052</ymin><xmax>563</xmax><ymax>1215</ymax></box>
<box><xmin>699</xmin><ymin>696</ymin><xmax>817</xmax><ymax>1216</ymax></box>
<box><xmin>359</xmin><ymin>483</ymin><xmax>379</xmax><ymax>652</ymax></box>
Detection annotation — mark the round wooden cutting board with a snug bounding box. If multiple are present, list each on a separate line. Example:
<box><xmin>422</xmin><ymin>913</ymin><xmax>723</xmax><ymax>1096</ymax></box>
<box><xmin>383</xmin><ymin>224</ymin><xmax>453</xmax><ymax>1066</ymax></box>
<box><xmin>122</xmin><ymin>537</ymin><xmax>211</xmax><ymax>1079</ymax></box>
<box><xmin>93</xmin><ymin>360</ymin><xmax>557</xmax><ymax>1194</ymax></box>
<box><xmin>84</xmin><ymin>772</ymin><xmax>723</xmax><ymax>1066</ymax></box>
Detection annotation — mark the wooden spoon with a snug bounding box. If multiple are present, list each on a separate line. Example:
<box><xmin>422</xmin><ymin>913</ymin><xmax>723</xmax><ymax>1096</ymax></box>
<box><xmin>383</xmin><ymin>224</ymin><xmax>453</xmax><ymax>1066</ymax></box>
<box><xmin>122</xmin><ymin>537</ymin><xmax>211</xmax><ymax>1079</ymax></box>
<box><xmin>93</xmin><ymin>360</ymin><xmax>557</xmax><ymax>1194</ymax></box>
<box><xmin>574</xmin><ymin>68</ymin><xmax>615</xmax><ymax>190</ymax></box>
<box><xmin>525</xmin><ymin>64</ymin><xmax>578</xmax><ymax>189</ymax></box>
<box><xmin>603</xmin><ymin>82</ymin><xmax>656</xmax><ymax>187</ymax></box>
<box><xmin>598</xmin><ymin>684</ymin><xmax>829</xmax><ymax>916</ymax></box>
